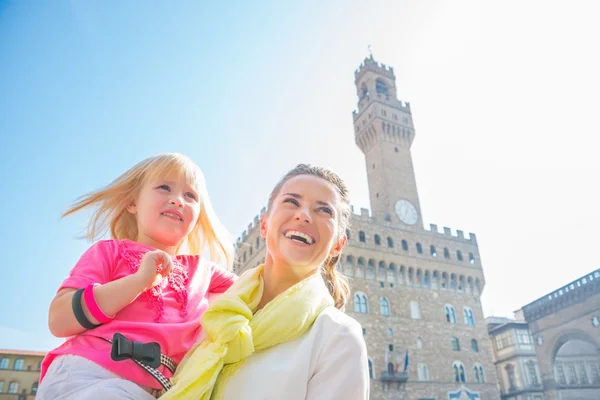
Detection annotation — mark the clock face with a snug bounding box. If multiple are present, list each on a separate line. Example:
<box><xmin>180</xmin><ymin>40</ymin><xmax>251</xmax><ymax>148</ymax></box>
<box><xmin>395</xmin><ymin>199</ymin><xmax>418</xmax><ymax>225</ymax></box>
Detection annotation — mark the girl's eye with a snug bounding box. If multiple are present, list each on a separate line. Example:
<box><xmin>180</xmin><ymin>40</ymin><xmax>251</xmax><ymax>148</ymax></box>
<box><xmin>158</xmin><ymin>184</ymin><xmax>171</xmax><ymax>191</ymax></box>
<box><xmin>185</xmin><ymin>192</ymin><xmax>197</xmax><ymax>200</ymax></box>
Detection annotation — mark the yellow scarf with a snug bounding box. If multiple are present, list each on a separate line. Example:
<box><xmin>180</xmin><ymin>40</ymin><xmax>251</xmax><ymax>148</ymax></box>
<box><xmin>160</xmin><ymin>264</ymin><xmax>334</xmax><ymax>400</ymax></box>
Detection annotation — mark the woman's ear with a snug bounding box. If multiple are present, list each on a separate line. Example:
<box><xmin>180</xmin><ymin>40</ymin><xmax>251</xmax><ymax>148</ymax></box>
<box><xmin>330</xmin><ymin>233</ymin><xmax>347</xmax><ymax>258</ymax></box>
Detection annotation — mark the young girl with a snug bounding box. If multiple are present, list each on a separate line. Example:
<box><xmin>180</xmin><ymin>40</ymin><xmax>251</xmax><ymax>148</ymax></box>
<box><xmin>37</xmin><ymin>153</ymin><xmax>236</xmax><ymax>400</ymax></box>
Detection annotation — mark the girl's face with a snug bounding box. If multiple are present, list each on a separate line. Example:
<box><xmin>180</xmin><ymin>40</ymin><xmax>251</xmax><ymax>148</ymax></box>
<box><xmin>261</xmin><ymin>175</ymin><xmax>346</xmax><ymax>273</ymax></box>
<box><xmin>128</xmin><ymin>174</ymin><xmax>201</xmax><ymax>252</ymax></box>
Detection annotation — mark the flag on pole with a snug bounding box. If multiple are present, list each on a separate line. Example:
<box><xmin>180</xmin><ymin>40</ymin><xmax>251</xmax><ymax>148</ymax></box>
<box><xmin>395</xmin><ymin>354</ymin><xmax>401</xmax><ymax>373</ymax></box>
<box><xmin>403</xmin><ymin>350</ymin><xmax>409</xmax><ymax>372</ymax></box>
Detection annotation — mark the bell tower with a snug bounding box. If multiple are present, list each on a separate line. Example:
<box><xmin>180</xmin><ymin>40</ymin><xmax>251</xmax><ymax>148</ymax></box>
<box><xmin>352</xmin><ymin>56</ymin><xmax>422</xmax><ymax>228</ymax></box>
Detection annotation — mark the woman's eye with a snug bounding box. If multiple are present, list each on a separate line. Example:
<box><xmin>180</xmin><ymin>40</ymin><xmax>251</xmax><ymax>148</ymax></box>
<box><xmin>283</xmin><ymin>197</ymin><xmax>299</xmax><ymax>206</ymax></box>
<box><xmin>320</xmin><ymin>207</ymin><xmax>333</xmax><ymax>216</ymax></box>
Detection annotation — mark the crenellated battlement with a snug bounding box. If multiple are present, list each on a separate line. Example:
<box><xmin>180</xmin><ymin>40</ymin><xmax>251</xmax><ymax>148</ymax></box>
<box><xmin>348</xmin><ymin>207</ymin><xmax>476</xmax><ymax>244</ymax></box>
<box><xmin>236</xmin><ymin>206</ymin><xmax>266</xmax><ymax>247</ymax></box>
<box><xmin>355</xmin><ymin>56</ymin><xmax>395</xmax><ymax>82</ymax></box>
<box><xmin>424</xmin><ymin>223</ymin><xmax>477</xmax><ymax>244</ymax></box>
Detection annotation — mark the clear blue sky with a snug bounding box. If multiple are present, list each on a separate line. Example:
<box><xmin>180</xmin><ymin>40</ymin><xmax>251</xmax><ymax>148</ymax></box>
<box><xmin>1</xmin><ymin>1</ymin><xmax>599</xmax><ymax>351</ymax></box>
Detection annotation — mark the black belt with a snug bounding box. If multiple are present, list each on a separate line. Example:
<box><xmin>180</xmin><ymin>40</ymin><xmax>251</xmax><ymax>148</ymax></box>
<box><xmin>97</xmin><ymin>333</ymin><xmax>176</xmax><ymax>391</ymax></box>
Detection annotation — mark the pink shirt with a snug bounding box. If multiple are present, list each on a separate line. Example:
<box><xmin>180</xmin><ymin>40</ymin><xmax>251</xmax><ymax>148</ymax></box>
<box><xmin>40</xmin><ymin>239</ymin><xmax>236</xmax><ymax>389</ymax></box>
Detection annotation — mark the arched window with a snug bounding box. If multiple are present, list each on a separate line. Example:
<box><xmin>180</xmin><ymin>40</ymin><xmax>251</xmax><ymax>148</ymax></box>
<box><xmin>368</xmin><ymin>359</ymin><xmax>374</xmax><ymax>379</ymax></box>
<box><xmin>410</xmin><ymin>301</ymin><xmax>421</xmax><ymax>319</ymax></box>
<box><xmin>469</xmin><ymin>252</ymin><xmax>475</xmax><ymax>264</ymax></box>
<box><xmin>453</xmin><ymin>362</ymin><xmax>466</xmax><ymax>383</ymax></box>
<box><xmin>13</xmin><ymin>359</ymin><xmax>24</xmax><ymax>370</ymax></box>
<box><xmin>471</xmin><ymin>339</ymin><xmax>479</xmax><ymax>352</ymax></box>
<box><xmin>418</xmin><ymin>364</ymin><xmax>429</xmax><ymax>381</ymax></box>
<box><xmin>430</xmin><ymin>245</ymin><xmax>437</xmax><ymax>257</ymax></box>
<box><xmin>359</xmin><ymin>231</ymin><xmax>366</xmax><ymax>242</ymax></box>
<box><xmin>402</xmin><ymin>240</ymin><xmax>408</xmax><ymax>251</ymax></box>
<box><xmin>450</xmin><ymin>274</ymin><xmax>457</xmax><ymax>290</ymax></box>
<box><xmin>31</xmin><ymin>381</ymin><xmax>39</xmax><ymax>394</ymax></box>
<box><xmin>445</xmin><ymin>305</ymin><xmax>456</xmax><ymax>323</ymax></box>
<box><xmin>416</xmin><ymin>242</ymin><xmax>423</xmax><ymax>254</ymax></box>
<box><xmin>387</xmin><ymin>237</ymin><xmax>394</xmax><ymax>248</ymax></box>
<box><xmin>256</xmin><ymin>236</ymin><xmax>260</xmax><ymax>249</ymax></box>
<box><xmin>463</xmin><ymin>307</ymin><xmax>475</xmax><ymax>326</ymax></box>
<box><xmin>380</xmin><ymin>298</ymin><xmax>390</xmax><ymax>316</ymax></box>
<box><xmin>8</xmin><ymin>381</ymin><xmax>19</xmax><ymax>394</ymax></box>
<box><xmin>423</xmin><ymin>271</ymin><xmax>430</xmax><ymax>287</ymax></box>
<box><xmin>451</xmin><ymin>337</ymin><xmax>460</xmax><ymax>351</ymax></box>
<box><xmin>345</xmin><ymin>229</ymin><xmax>351</xmax><ymax>240</ymax></box>
<box><xmin>417</xmin><ymin>337</ymin><xmax>424</xmax><ymax>349</ymax></box>
<box><xmin>387</xmin><ymin>264</ymin><xmax>397</xmax><ymax>283</ymax></box>
<box><xmin>354</xmin><ymin>293</ymin><xmax>369</xmax><ymax>313</ymax></box>
<box><xmin>474</xmin><ymin>364</ymin><xmax>485</xmax><ymax>383</ymax></box>
<box><xmin>0</xmin><ymin>382</ymin><xmax>4</xmax><ymax>393</ymax></box>
<box><xmin>374</xmin><ymin>234</ymin><xmax>381</xmax><ymax>245</ymax></box>
<box><xmin>367</xmin><ymin>260</ymin><xmax>376</xmax><ymax>279</ymax></box>
<box><xmin>444</xmin><ymin>247</ymin><xmax>450</xmax><ymax>259</ymax></box>
<box><xmin>0</xmin><ymin>358</ymin><xmax>9</xmax><ymax>369</ymax></box>
<box><xmin>457</xmin><ymin>250</ymin><xmax>463</xmax><ymax>261</ymax></box>
<box><xmin>361</xmin><ymin>83</ymin><xmax>369</xmax><ymax>100</ymax></box>
<box><xmin>387</xmin><ymin>362</ymin><xmax>395</xmax><ymax>376</ymax></box>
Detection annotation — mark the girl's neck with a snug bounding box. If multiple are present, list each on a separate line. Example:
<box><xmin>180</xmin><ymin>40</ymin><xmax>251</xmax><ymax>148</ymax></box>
<box><xmin>256</xmin><ymin>254</ymin><xmax>319</xmax><ymax>311</ymax></box>
<box><xmin>135</xmin><ymin>233</ymin><xmax>178</xmax><ymax>256</ymax></box>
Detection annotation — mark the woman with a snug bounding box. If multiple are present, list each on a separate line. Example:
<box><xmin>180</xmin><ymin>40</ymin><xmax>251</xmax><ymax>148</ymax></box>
<box><xmin>161</xmin><ymin>164</ymin><xmax>369</xmax><ymax>400</ymax></box>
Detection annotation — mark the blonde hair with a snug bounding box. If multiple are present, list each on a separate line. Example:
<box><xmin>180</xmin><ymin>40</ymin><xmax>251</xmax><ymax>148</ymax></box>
<box><xmin>63</xmin><ymin>153</ymin><xmax>234</xmax><ymax>269</ymax></box>
<box><xmin>267</xmin><ymin>164</ymin><xmax>351</xmax><ymax>309</ymax></box>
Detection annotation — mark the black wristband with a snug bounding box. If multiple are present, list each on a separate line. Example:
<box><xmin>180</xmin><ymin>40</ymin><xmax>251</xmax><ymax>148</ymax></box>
<box><xmin>72</xmin><ymin>288</ymin><xmax>101</xmax><ymax>330</ymax></box>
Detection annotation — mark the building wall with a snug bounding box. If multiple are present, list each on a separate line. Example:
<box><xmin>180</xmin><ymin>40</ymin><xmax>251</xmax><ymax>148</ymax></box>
<box><xmin>0</xmin><ymin>350</ymin><xmax>45</xmax><ymax>399</ymax></box>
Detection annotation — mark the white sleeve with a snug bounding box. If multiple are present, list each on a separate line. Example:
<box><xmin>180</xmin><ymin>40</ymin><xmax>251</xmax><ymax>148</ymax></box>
<box><xmin>305</xmin><ymin>321</ymin><xmax>370</xmax><ymax>400</ymax></box>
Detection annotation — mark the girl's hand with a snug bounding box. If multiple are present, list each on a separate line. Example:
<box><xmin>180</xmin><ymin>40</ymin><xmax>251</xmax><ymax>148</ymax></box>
<box><xmin>135</xmin><ymin>250</ymin><xmax>175</xmax><ymax>291</ymax></box>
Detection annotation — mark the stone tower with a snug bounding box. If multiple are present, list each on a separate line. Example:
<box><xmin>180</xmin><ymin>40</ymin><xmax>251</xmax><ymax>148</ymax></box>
<box><xmin>233</xmin><ymin>56</ymin><xmax>500</xmax><ymax>400</ymax></box>
<box><xmin>353</xmin><ymin>56</ymin><xmax>421</xmax><ymax>228</ymax></box>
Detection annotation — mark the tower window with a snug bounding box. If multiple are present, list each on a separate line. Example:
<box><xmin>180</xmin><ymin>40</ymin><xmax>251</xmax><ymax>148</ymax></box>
<box><xmin>387</xmin><ymin>237</ymin><xmax>394</xmax><ymax>248</ymax></box>
<box><xmin>402</xmin><ymin>240</ymin><xmax>408</xmax><ymax>251</ymax></box>
<box><xmin>375</xmin><ymin>79</ymin><xmax>389</xmax><ymax>95</ymax></box>
<box><xmin>389</xmin><ymin>344</ymin><xmax>394</xmax><ymax>352</ymax></box>
<box><xmin>359</xmin><ymin>231</ymin><xmax>366</xmax><ymax>242</ymax></box>
<box><xmin>444</xmin><ymin>247</ymin><xmax>450</xmax><ymax>259</ymax></box>
<box><xmin>430</xmin><ymin>245</ymin><xmax>437</xmax><ymax>257</ymax></box>
<box><xmin>416</xmin><ymin>243</ymin><xmax>423</xmax><ymax>254</ymax></box>
<box><xmin>457</xmin><ymin>250</ymin><xmax>463</xmax><ymax>261</ymax></box>
<box><xmin>346</xmin><ymin>229</ymin><xmax>351</xmax><ymax>240</ymax></box>
<box><xmin>374</xmin><ymin>234</ymin><xmax>381</xmax><ymax>245</ymax></box>
<box><xmin>469</xmin><ymin>253</ymin><xmax>475</xmax><ymax>264</ymax></box>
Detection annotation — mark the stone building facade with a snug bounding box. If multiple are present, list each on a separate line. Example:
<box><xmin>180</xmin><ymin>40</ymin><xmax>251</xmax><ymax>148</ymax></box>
<box><xmin>234</xmin><ymin>56</ymin><xmax>500</xmax><ymax>400</ymax></box>
<box><xmin>486</xmin><ymin>269</ymin><xmax>600</xmax><ymax>400</ymax></box>
<box><xmin>0</xmin><ymin>349</ymin><xmax>45</xmax><ymax>399</ymax></box>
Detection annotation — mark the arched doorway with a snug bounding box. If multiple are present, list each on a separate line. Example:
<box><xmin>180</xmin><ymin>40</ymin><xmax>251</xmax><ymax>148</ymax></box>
<box><xmin>552</xmin><ymin>332</ymin><xmax>600</xmax><ymax>400</ymax></box>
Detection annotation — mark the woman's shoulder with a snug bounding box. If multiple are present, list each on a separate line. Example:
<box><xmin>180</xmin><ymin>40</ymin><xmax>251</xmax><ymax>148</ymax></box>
<box><xmin>313</xmin><ymin>307</ymin><xmax>364</xmax><ymax>341</ymax></box>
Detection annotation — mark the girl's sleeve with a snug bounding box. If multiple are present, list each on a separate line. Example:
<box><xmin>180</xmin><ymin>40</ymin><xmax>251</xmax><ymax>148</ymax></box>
<box><xmin>208</xmin><ymin>263</ymin><xmax>237</xmax><ymax>294</ymax></box>
<box><xmin>58</xmin><ymin>240</ymin><xmax>118</xmax><ymax>292</ymax></box>
<box><xmin>306</xmin><ymin>321</ymin><xmax>370</xmax><ymax>399</ymax></box>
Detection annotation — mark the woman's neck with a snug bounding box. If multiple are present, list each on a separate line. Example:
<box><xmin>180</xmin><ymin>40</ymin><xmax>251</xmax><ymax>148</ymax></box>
<box><xmin>256</xmin><ymin>255</ymin><xmax>319</xmax><ymax>311</ymax></box>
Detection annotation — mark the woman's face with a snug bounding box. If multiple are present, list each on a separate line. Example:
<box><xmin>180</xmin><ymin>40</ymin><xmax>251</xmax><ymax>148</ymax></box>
<box><xmin>261</xmin><ymin>174</ymin><xmax>346</xmax><ymax>272</ymax></box>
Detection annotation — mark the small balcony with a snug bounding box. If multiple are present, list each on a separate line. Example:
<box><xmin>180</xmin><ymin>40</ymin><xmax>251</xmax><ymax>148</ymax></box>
<box><xmin>381</xmin><ymin>372</ymin><xmax>408</xmax><ymax>382</ymax></box>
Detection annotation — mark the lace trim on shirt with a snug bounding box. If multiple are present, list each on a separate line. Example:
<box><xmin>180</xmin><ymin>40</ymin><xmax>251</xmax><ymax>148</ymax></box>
<box><xmin>121</xmin><ymin>248</ymin><xmax>189</xmax><ymax>322</ymax></box>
